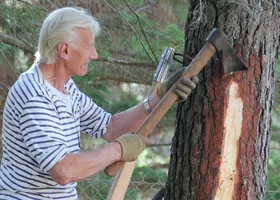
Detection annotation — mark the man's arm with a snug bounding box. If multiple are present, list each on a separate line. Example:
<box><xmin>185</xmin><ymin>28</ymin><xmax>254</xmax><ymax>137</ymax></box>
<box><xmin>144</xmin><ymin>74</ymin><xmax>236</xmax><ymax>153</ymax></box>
<box><xmin>102</xmin><ymin>71</ymin><xmax>199</xmax><ymax>142</ymax></box>
<box><xmin>49</xmin><ymin>133</ymin><xmax>148</xmax><ymax>185</ymax></box>
<box><xmin>102</xmin><ymin>91</ymin><xmax>160</xmax><ymax>142</ymax></box>
<box><xmin>49</xmin><ymin>142</ymin><xmax>121</xmax><ymax>185</ymax></box>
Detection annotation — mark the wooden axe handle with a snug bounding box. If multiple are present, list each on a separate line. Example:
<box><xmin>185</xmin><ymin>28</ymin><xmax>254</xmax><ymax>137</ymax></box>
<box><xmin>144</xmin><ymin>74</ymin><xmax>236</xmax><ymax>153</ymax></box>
<box><xmin>105</xmin><ymin>43</ymin><xmax>216</xmax><ymax>177</ymax></box>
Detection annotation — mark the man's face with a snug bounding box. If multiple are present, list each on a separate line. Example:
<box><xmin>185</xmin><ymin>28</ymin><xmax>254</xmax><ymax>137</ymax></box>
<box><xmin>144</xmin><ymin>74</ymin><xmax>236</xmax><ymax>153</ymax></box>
<box><xmin>66</xmin><ymin>28</ymin><xmax>98</xmax><ymax>76</ymax></box>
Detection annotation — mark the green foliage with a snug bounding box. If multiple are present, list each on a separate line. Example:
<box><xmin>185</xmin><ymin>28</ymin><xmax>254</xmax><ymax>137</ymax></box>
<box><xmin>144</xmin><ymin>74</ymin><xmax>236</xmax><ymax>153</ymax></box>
<box><xmin>272</xmin><ymin>58</ymin><xmax>280</xmax><ymax>142</ymax></box>
<box><xmin>266</xmin><ymin>148</ymin><xmax>280</xmax><ymax>199</ymax></box>
<box><xmin>0</xmin><ymin>3</ymin><xmax>45</xmax><ymax>48</ymax></box>
<box><xmin>273</xmin><ymin>58</ymin><xmax>280</xmax><ymax>114</ymax></box>
<box><xmin>0</xmin><ymin>43</ymin><xmax>15</xmax><ymax>59</ymax></box>
<box><xmin>133</xmin><ymin>166</ymin><xmax>167</xmax><ymax>183</ymax></box>
<box><xmin>76</xmin><ymin>166</ymin><xmax>166</xmax><ymax>200</ymax></box>
<box><xmin>133</xmin><ymin>0</ymin><xmax>145</xmax><ymax>6</ymax></box>
<box><xmin>138</xmin><ymin>148</ymin><xmax>170</xmax><ymax>167</ymax></box>
<box><xmin>76</xmin><ymin>174</ymin><xmax>110</xmax><ymax>200</ymax></box>
<box><xmin>268</xmin><ymin>57</ymin><xmax>280</xmax><ymax>199</ymax></box>
<box><xmin>77</xmin><ymin>173</ymin><xmax>137</xmax><ymax>200</ymax></box>
<box><xmin>94</xmin><ymin>1</ymin><xmax>187</xmax><ymax>65</ymax></box>
<box><xmin>72</xmin><ymin>61</ymin><xmax>112</xmax><ymax>109</ymax></box>
<box><xmin>276</xmin><ymin>58</ymin><xmax>280</xmax><ymax>74</ymax></box>
<box><xmin>171</xmin><ymin>3</ymin><xmax>189</xmax><ymax>22</ymax></box>
<box><xmin>108</xmin><ymin>99</ymin><xmax>137</xmax><ymax>114</ymax></box>
<box><xmin>161</xmin><ymin>23</ymin><xmax>185</xmax><ymax>51</ymax></box>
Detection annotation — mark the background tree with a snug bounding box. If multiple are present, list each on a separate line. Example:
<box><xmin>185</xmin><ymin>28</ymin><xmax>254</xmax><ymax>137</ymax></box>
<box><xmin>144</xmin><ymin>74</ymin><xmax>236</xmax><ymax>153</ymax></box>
<box><xmin>165</xmin><ymin>0</ymin><xmax>280</xmax><ymax>199</ymax></box>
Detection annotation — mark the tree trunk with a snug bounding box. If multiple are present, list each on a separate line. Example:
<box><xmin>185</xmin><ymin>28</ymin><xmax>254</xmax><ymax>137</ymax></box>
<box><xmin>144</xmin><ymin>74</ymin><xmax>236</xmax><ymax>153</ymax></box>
<box><xmin>165</xmin><ymin>1</ymin><xmax>280</xmax><ymax>199</ymax></box>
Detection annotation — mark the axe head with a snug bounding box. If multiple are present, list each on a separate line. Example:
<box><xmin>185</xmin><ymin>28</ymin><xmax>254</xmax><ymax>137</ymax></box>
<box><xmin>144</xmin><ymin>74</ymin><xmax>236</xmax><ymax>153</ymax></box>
<box><xmin>206</xmin><ymin>28</ymin><xmax>247</xmax><ymax>76</ymax></box>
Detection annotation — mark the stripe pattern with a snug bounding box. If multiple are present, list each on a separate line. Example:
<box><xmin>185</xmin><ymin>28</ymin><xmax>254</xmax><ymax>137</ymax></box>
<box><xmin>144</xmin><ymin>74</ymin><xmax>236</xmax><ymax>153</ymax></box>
<box><xmin>0</xmin><ymin>64</ymin><xmax>111</xmax><ymax>199</ymax></box>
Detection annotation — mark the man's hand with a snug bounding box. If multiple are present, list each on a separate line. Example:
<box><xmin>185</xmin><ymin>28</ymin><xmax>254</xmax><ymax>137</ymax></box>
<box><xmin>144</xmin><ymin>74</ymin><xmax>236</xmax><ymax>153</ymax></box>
<box><xmin>114</xmin><ymin>134</ymin><xmax>149</xmax><ymax>162</ymax></box>
<box><xmin>157</xmin><ymin>67</ymin><xmax>199</xmax><ymax>102</ymax></box>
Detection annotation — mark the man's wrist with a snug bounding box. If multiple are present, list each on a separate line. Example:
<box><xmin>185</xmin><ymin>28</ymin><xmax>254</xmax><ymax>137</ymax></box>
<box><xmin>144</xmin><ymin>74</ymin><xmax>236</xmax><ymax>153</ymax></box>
<box><xmin>143</xmin><ymin>97</ymin><xmax>152</xmax><ymax>113</ymax></box>
<box><xmin>110</xmin><ymin>141</ymin><xmax>122</xmax><ymax>161</ymax></box>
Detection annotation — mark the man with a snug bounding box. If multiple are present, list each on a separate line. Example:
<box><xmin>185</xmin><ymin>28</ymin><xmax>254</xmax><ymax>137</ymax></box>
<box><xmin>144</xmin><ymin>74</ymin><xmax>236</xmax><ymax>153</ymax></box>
<box><xmin>0</xmin><ymin>7</ymin><xmax>198</xmax><ymax>199</ymax></box>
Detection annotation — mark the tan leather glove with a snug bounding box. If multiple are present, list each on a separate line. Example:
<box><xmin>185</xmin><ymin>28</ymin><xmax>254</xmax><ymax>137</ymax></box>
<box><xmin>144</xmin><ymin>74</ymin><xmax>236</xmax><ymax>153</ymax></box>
<box><xmin>157</xmin><ymin>67</ymin><xmax>199</xmax><ymax>102</ymax></box>
<box><xmin>114</xmin><ymin>134</ymin><xmax>149</xmax><ymax>162</ymax></box>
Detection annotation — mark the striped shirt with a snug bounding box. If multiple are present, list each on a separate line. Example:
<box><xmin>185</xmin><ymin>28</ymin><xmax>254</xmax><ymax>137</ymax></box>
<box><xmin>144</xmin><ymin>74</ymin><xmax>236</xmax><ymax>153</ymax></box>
<box><xmin>0</xmin><ymin>63</ymin><xmax>112</xmax><ymax>199</ymax></box>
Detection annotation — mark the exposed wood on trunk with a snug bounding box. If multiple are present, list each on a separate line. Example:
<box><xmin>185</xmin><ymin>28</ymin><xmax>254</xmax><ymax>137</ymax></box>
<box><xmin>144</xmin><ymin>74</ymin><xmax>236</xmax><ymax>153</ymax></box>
<box><xmin>215</xmin><ymin>81</ymin><xmax>243</xmax><ymax>200</ymax></box>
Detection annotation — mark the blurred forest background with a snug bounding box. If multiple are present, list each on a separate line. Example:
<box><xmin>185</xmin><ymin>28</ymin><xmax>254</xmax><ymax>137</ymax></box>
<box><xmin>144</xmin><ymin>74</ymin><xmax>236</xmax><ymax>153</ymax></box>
<box><xmin>0</xmin><ymin>0</ymin><xmax>279</xmax><ymax>199</ymax></box>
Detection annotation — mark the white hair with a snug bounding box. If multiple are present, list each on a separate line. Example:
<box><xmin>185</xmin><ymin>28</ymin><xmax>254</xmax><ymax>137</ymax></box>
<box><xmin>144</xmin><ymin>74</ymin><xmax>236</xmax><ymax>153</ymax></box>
<box><xmin>35</xmin><ymin>7</ymin><xmax>100</xmax><ymax>64</ymax></box>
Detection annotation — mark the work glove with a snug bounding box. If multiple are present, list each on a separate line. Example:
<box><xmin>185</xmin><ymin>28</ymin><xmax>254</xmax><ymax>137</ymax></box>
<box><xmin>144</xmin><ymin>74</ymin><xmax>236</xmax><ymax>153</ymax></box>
<box><xmin>114</xmin><ymin>134</ymin><xmax>149</xmax><ymax>162</ymax></box>
<box><xmin>157</xmin><ymin>67</ymin><xmax>199</xmax><ymax>102</ymax></box>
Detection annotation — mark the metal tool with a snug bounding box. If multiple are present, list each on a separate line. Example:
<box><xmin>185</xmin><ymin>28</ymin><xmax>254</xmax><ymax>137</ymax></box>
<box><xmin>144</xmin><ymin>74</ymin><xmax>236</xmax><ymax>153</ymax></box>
<box><xmin>105</xmin><ymin>28</ymin><xmax>247</xmax><ymax>200</ymax></box>
<box><xmin>148</xmin><ymin>47</ymin><xmax>175</xmax><ymax>96</ymax></box>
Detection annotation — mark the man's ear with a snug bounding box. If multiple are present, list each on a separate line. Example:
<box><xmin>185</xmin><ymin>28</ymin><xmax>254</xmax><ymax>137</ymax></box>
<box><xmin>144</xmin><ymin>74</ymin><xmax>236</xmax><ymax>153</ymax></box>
<box><xmin>57</xmin><ymin>42</ymin><xmax>69</xmax><ymax>60</ymax></box>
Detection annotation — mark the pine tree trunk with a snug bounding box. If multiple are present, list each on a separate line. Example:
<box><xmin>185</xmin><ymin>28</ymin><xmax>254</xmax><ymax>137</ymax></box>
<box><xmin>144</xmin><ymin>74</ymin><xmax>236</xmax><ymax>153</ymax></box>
<box><xmin>165</xmin><ymin>1</ymin><xmax>280</xmax><ymax>199</ymax></box>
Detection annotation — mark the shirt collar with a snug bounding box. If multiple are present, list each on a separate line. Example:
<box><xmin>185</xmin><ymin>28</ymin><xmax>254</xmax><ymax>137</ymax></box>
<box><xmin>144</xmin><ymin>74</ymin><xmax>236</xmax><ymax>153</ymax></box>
<box><xmin>27</xmin><ymin>62</ymin><xmax>72</xmax><ymax>95</ymax></box>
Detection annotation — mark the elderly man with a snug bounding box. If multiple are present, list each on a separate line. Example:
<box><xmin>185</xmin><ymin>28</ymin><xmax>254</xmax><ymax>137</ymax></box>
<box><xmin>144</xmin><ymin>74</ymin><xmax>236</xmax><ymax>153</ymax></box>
<box><xmin>0</xmin><ymin>7</ymin><xmax>198</xmax><ymax>199</ymax></box>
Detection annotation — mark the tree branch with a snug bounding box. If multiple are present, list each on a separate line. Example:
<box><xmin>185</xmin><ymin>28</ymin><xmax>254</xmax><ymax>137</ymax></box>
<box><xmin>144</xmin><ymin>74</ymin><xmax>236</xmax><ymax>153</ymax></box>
<box><xmin>0</xmin><ymin>32</ymin><xmax>156</xmax><ymax>85</ymax></box>
<box><xmin>96</xmin><ymin>57</ymin><xmax>153</xmax><ymax>68</ymax></box>
<box><xmin>135</xmin><ymin>5</ymin><xmax>150</xmax><ymax>13</ymax></box>
<box><xmin>270</xmin><ymin>148</ymin><xmax>280</xmax><ymax>151</ymax></box>
<box><xmin>91</xmin><ymin>63</ymin><xmax>154</xmax><ymax>85</ymax></box>
<box><xmin>102</xmin><ymin>0</ymin><xmax>157</xmax><ymax>67</ymax></box>
<box><xmin>16</xmin><ymin>0</ymin><xmax>48</xmax><ymax>12</ymax></box>
<box><xmin>123</xmin><ymin>0</ymin><xmax>158</xmax><ymax>63</ymax></box>
<box><xmin>0</xmin><ymin>33</ymin><xmax>155</xmax><ymax>84</ymax></box>
<box><xmin>0</xmin><ymin>33</ymin><xmax>34</xmax><ymax>53</ymax></box>
<box><xmin>0</xmin><ymin>32</ymin><xmax>154</xmax><ymax>68</ymax></box>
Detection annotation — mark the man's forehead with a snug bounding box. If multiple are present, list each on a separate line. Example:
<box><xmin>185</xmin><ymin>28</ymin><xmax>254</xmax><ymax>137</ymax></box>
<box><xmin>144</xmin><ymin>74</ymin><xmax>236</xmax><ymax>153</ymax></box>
<box><xmin>76</xmin><ymin>27</ymin><xmax>95</xmax><ymax>43</ymax></box>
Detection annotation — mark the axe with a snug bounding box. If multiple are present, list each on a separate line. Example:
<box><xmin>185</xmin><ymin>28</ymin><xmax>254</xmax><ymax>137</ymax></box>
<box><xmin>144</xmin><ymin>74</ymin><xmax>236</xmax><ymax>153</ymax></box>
<box><xmin>105</xmin><ymin>28</ymin><xmax>247</xmax><ymax>200</ymax></box>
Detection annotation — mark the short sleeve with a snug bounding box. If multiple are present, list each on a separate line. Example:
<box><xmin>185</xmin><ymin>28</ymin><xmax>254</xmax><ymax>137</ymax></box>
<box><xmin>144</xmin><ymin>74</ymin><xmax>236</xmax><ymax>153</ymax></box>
<box><xmin>79</xmin><ymin>92</ymin><xmax>111</xmax><ymax>138</ymax></box>
<box><xmin>19</xmin><ymin>95</ymin><xmax>68</xmax><ymax>172</ymax></box>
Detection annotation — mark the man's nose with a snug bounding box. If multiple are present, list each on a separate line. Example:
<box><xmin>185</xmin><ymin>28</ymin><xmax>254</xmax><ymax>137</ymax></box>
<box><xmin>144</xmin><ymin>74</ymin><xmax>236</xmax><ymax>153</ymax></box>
<box><xmin>90</xmin><ymin>46</ymin><xmax>98</xmax><ymax>60</ymax></box>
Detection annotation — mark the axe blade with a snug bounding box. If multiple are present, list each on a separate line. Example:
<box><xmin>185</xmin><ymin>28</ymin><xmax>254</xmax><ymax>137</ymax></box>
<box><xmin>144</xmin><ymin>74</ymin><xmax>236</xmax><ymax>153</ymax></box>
<box><xmin>206</xmin><ymin>28</ymin><xmax>247</xmax><ymax>76</ymax></box>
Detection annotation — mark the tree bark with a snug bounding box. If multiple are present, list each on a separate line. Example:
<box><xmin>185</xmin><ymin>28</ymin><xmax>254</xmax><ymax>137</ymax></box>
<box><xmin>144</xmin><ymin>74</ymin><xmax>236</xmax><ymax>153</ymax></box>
<box><xmin>165</xmin><ymin>1</ymin><xmax>280</xmax><ymax>199</ymax></box>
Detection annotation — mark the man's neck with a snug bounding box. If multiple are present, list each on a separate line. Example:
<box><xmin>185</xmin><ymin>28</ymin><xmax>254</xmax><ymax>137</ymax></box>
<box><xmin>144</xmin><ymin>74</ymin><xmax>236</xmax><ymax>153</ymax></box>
<box><xmin>39</xmin><ymin>62</ymin><xmax>71</xmax><ymax>93</ymax></box>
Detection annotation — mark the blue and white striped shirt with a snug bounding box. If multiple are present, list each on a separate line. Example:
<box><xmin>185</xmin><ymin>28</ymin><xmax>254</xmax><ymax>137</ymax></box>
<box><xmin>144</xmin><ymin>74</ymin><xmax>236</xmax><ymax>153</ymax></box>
<box><xmin>0</xmin><ymin>64</ymin><xmax>112</xmax><ymax>199</ymax></box>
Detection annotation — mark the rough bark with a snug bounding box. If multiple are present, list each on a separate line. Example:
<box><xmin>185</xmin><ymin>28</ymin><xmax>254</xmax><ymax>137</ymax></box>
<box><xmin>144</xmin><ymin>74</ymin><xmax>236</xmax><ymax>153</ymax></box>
<box><xmin>165</xmin><ymin>0</ymin><xmax>280</xmax><ymax>199</ymax></box>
